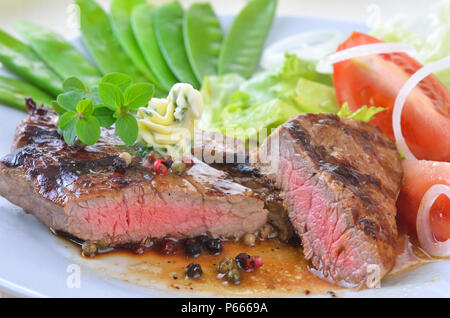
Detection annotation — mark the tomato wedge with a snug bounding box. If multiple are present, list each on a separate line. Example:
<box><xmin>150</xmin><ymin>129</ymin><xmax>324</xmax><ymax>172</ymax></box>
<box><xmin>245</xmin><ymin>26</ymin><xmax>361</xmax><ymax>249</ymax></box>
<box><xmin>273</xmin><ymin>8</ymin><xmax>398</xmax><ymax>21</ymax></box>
<box><xmin>333</xmin><ymin>32</ymin><xmax>450</xmax><ymax>161</ymax></box>
<box><xmin>397</xmin><ymin>160</ymin><xmax>450</xmax><ymax>242</ymax></box>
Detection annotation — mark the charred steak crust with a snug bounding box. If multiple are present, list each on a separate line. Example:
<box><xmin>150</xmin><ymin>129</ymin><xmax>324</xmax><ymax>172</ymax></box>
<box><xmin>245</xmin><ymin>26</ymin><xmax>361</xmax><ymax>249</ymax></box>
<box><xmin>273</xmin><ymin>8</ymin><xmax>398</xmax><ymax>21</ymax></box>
<box><xmin>0</xmin><ymin>102</ymin><xmax>268</xmax><ymax>245</ymax></box>
<box><xmin>252</xmin><ymin>113</ymin><xmax>403</xmax><ymax>288</ymax></box>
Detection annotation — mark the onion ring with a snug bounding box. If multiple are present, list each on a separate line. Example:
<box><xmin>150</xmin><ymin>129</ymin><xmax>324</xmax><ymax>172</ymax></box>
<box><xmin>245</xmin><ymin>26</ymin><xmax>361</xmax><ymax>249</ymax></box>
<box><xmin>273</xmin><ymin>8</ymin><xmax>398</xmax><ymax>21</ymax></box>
<box><xmin>392</xmin><ymin>56</ymin><xmax>450</xmax><ymax>161</ymax></box>
<box><xmin>416</xmin><ymin>184</ymin><xmax>450</xmax><ymax>257</ymax></box>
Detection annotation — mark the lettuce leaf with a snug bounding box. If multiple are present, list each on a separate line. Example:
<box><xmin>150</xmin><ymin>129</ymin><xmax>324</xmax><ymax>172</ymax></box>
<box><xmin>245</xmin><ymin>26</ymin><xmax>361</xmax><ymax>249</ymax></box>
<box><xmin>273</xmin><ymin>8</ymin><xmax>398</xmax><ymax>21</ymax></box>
<box><xmin>293</xmin><ymin>78</ymin><xmax>339</xmax><ymax>114</ymax></box>
<box><xmin>200</xmin><ymin>74</ymin><xmax>245</xmax><ymax>130</ymax></box>
<box><xmin>220</xmin><ymin>98</ymin><xmax>300</xmax><ymax>140</ymax></box>
<box><xmin>276</xmin><ymin>53</ymin><xmax>333</xmax><ymax>86</ymax></box>
<box><xmin>200</xmin><ymin>54</ymin><xmax>338</xmax><ymax>140</ymax></box>
<box><xmin>371</xmin><ymin>0</ymin><xmax>450</xmax><ymax>88</ymax></box>
<box><xmin>337</xmin><ymin>102</ymin><xmax>385</xmax><ymax>123</ymax></box>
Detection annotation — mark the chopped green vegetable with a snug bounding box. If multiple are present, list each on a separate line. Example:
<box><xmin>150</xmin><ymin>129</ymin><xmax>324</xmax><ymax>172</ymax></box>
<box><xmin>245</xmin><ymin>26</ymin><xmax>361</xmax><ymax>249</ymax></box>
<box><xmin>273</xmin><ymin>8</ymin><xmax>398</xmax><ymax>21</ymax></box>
<box><xmin>337</xmin><ymin>103</ymin><xmax>385</xmax><ymax>123</ymax></box>
<box><xmin>183</xmin><ymin>3</ymin><xmax>222</xmax><ymax>83</ymax></box>
<box><xmin>218</xmin><ymin>0</ymin><xmax>277</xmax><ymax>78</ymax></box>
<box><xmin>0</xmin><ymin>76</ymin><xmax>54</xmax><ymax>111</ymax></box>
<box><xmin>15</xmin><ymin>21</ymin><xmax>101</xmax><ymax>88</ymax></box>
<box><xmin>110</xmin><ymin>0</ymin><xmax>164</xmax><ymax>91</ymax></box>
<box><xmin>76</xmin><ymin>0</ymin><xmax>147</xmax><ymax>83</ymax></box>
<box><xmin>0</xmin><ymin>29</ymin><xmax>63</xmax><ymax>95</ymax></box>
<box><xmin>153</xmin><ymin>2</ymin><xmax>200</xmax><ymax>88</ymax></box>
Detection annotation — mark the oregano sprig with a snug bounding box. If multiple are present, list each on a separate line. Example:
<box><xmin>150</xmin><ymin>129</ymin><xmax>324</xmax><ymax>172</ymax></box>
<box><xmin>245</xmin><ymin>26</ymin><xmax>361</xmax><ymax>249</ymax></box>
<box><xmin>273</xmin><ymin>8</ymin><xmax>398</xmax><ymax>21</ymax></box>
<box><xmin>54</xmin><ymin>73</ymin><xmax>154</xmax><ymax>146</ymax></box>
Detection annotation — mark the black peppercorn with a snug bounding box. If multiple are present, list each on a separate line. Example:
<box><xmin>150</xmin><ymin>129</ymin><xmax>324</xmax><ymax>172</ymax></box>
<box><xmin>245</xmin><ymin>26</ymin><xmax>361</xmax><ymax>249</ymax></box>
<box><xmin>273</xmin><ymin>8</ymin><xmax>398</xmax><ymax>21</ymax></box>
<box><xmin>204</xmin><ymin>238</ymin><xmax>222</xmax><ymax>255</ymax></box>
<box><xmin>184</xmin><ymin>238</ymin><xmax>201</xmax><ymax>257</ymax></box>
<box><xmin>186</xmin><ymin>263</ymin><xmax>203</xmax><ymax>279</ymax></box>
<box><xmin>196</xmin><ymin>235</ymin><xmax>209</xmax><ymax>246</ymax></box>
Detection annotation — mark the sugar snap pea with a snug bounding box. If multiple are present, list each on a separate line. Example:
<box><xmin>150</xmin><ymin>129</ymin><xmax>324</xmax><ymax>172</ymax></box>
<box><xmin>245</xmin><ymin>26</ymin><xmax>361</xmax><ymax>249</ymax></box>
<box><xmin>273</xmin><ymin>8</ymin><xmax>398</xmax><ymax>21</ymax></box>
<box><xmin>183</xmin><ymin>3</ymin><xmax>222</xmax><ymax>83</ymax></box>
<box><xmin>0</xmin><ymin>30</ymin><xmax>63</xmax><ymax>95</ymax></box>
<box><xmin>153</xmin><ymin>2</ymin><xmax>200</xmax><ymax>88</ymax></box>
<box><xmin>218</xmin><ymin>0</ymin><xmax>277</xmax><ymax>78</ymax></box>
<box><xmin>15</xmin><ymin>21</ymin><xmax>101</xmax><ymax>89</ymax></box>
<box><xmin>110</xmin><ymin>0</ymin><xmax>165</xmax><ymax>92</ymax></box>
<box><xmin>0</xmin><ymin>76</ymin><xmax>54</xmax><ymax>111</ymax></box>
<box><xmin>131</xmin><ymin>3</ymin><xmax>178</xmax><ymax>92</ymax></box>
<box><xmin>76</xmin><ymin>0</ymin><xmax>147</xmax><ymax>83</ymax></box>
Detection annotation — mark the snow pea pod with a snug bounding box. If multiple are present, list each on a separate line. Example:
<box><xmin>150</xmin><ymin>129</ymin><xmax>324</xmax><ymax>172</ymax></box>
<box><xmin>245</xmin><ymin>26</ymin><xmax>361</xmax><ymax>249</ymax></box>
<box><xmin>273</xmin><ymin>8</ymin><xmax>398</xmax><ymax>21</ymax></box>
<box><xmin>76</xmin><ymin>0</ymin><xmax>147</xmax><ymax>83</ymax></box>
<box><xmin>0</xmin><ymin>76</ymin><xmax>54</xmax><ymax>111</ymax></box>
<box><xmin>153</xmin><ymin>2</ymin><xmax>200</xmax><ymax>88</ymax></box>
<box><xmin>0</xmin><ymin>30</ymin><xmax>63</xmax><ymax>95</ymax></box>
<box><xmin>218</xmin><ymin>0</ymin><xmax>277</xmax><ymax>78</ymax></box>
<box><xmin>15</xmin><ymin>21</ymin><xmax>101</xmax><ymax>89</ymax></box>
<box><xmin>183</xmin><ymin>3</ymin><xmax>222</xmax><ymax>83</ymax></box>
<box><xmin>131</xmin><ymin>3</ymin><xmax>178</xmax><ymax>92</ymax></box>
<box><xmin>110</xmin><ymin>0</ymin><xmax>165</xmax><ymax>92</ymax></box>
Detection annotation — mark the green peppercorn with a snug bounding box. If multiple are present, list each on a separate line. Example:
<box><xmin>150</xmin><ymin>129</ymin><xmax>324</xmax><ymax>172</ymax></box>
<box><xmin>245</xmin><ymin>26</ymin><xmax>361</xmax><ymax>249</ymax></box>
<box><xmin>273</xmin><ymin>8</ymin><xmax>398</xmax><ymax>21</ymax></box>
<box><xmin>82</xmin><ymin>241</ymin><xmax>97</xmax><ymax>256</ymax></box>
<box><xmin>217</xmin><ymin>257</ymin><xmax>238</xmax><ymax>274</ymax></box>
<box><xmin>171</xmin><ymin>161</ymin><xmax>186</xmax><ymax>174</ymax></box>
<box><xmin>96</xmin><ymin>240</ymin><xmax>109</xmax><ymax>250</ymax></box>
<box><xmin>226</xmin><ymin>268</ymin><xmax>242</xmax><ymax>285</ymax></box>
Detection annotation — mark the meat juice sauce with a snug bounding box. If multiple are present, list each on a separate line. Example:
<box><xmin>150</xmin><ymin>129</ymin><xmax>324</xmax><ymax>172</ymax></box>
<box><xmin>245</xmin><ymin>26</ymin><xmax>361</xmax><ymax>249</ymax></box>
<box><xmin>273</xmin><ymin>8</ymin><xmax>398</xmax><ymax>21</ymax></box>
<box><xmin>53</xmin><ymin>226</ymin><xmax>434</xmax><ymax>297</ymax></box>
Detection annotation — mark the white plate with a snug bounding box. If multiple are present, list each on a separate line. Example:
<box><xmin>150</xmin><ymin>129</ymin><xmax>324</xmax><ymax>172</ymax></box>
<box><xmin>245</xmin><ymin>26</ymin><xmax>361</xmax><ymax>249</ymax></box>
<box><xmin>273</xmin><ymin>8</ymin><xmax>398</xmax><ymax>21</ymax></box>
<box><xmin>0</xmin><ymin>15</ymin><xmax>449</xmax><ymax>298</ymax></box>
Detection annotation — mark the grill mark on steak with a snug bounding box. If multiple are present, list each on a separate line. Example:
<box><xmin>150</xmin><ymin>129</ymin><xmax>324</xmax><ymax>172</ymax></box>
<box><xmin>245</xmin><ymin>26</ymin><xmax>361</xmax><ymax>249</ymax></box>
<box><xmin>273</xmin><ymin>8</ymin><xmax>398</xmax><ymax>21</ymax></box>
<box><xmin>253</xmin><ymin>113</ymin><xmax>403</xmax><ymax>288</ymax></box>
<box><xmin>285</xmin><ymin>120</ymin><xmax>392</xmax><ymax>212</ymax></box>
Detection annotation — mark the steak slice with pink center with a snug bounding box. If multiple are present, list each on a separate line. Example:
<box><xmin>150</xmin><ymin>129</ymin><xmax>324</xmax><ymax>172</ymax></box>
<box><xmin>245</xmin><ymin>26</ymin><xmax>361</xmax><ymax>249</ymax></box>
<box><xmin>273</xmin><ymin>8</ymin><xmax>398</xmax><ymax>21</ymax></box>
<box><xmin>0</xmin><ymin>101</ymin><xmax>268</xmax><ymax>246</ymax></box>
<box><xmin>252</xmin><ymin>113</ymin><xmax>403</xmax><ymax>288</ymax></box>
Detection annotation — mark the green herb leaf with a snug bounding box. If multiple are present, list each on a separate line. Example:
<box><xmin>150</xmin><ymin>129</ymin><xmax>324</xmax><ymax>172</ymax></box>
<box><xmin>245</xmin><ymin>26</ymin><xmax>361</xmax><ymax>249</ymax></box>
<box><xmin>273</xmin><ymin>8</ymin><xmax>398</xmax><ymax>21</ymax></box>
<box><xmin>57</xmin><ymin>90</ymin><xmax>86</xmax><ymax>112</ymax></box>
<box><xmin>58</xmin><ymin>111</ymin><xmax>78</xmax><ymax>145</ymax></box>
<box><xmin>101</xmin><ymin>73</ymin><xmax>132</xmax><ymax>92</ymax></box>
<box><xmin>98</xmin><ymin>82</ymin><xmax>124</xmax><ymax>110</ymax></box>
<box><xmin>124</xmin><ymin>83</ymin><xmax>154</xmax><ymax>109</ymax></box>
<box><xmin>76</xmin><ymin>99</ymin><xmax>94</xmax><ymax>116</ymax></box>
<box><xmin>93</xmin><ymin>106</ymin><xmax>116</xmax><ymax>127</ymax></box>
<box><xmin>63</xmin><ymin>77</ymin><xmax>87</xmax><ymax>92</ymax></box>
<box><xmin>88</xmin><ymin>87</ymin><xmax>103</xmax><ymax>105</ymax></box>
<box><xmin>116</xmin><ymin>113</ymin><xmax>138</xmax><ymax>145</ymax></box>
<box><xmin>76</xmin><ymin>116</ymin><xmax>101</xmax><ymax>145</ymax></box>
<box><xmin>63</xmin><ymin>123</ymin><xmax>77</xmax><ymax>146</ymax></box>
<box><xmin>58</xmin><ymin>111</ymin><xmax>78</xmax><ymax>130</ymax></box>
<box><xmin>52</xmin><ymin>101</ymin><xmax>66</xmax><ymax>115</ymax></box>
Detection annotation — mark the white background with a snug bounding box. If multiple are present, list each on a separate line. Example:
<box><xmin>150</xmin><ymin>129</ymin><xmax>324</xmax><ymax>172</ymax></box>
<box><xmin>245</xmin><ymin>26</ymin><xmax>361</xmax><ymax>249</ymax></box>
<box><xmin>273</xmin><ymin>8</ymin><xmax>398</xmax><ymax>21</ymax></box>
<box><xmin>0</xmin><ymin>0</ymin><xmax>443</xmax><ymax>298</ymax></box>
<box><xmin>0</xmin><ymin>0</ymin><xmax>442</xmax><ymax>38</ymax></box>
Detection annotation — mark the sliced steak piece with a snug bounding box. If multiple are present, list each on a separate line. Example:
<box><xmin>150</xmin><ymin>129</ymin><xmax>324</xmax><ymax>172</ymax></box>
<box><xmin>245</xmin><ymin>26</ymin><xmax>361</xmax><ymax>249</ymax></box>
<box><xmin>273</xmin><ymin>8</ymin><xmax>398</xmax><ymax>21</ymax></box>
<box><xmin>193</xmin><ymin>131</ymin><xmax>295</xmax><ymax>241</ymax></box>
<box><xmin>0</xmin><ymin>100</ymin><xmax>268</xmax><ymax>246</ymax></box>
<box><xmin>252</xmin><ymin>113</ymin><xmax>403</xmax><ymax>288</ymax></box>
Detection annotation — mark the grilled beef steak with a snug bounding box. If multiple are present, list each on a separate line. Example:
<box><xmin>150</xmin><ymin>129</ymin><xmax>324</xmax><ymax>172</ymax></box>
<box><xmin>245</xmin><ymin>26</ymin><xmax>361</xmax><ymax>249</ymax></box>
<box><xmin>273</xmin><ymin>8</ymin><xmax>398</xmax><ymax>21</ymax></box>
<box><xmin>0</xmin><ymin>101</ymin><xmax>268</xmax><ymax>246</ymax></box>
<box><xmin>194</xmin><ymin>131</ymin><xmax>294</xmax><ymax>241</ymax></box>
<box><xmin>252</xmin><ymin>113</ymin><xmax>403</xmax><ymax>288</ymax></box>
